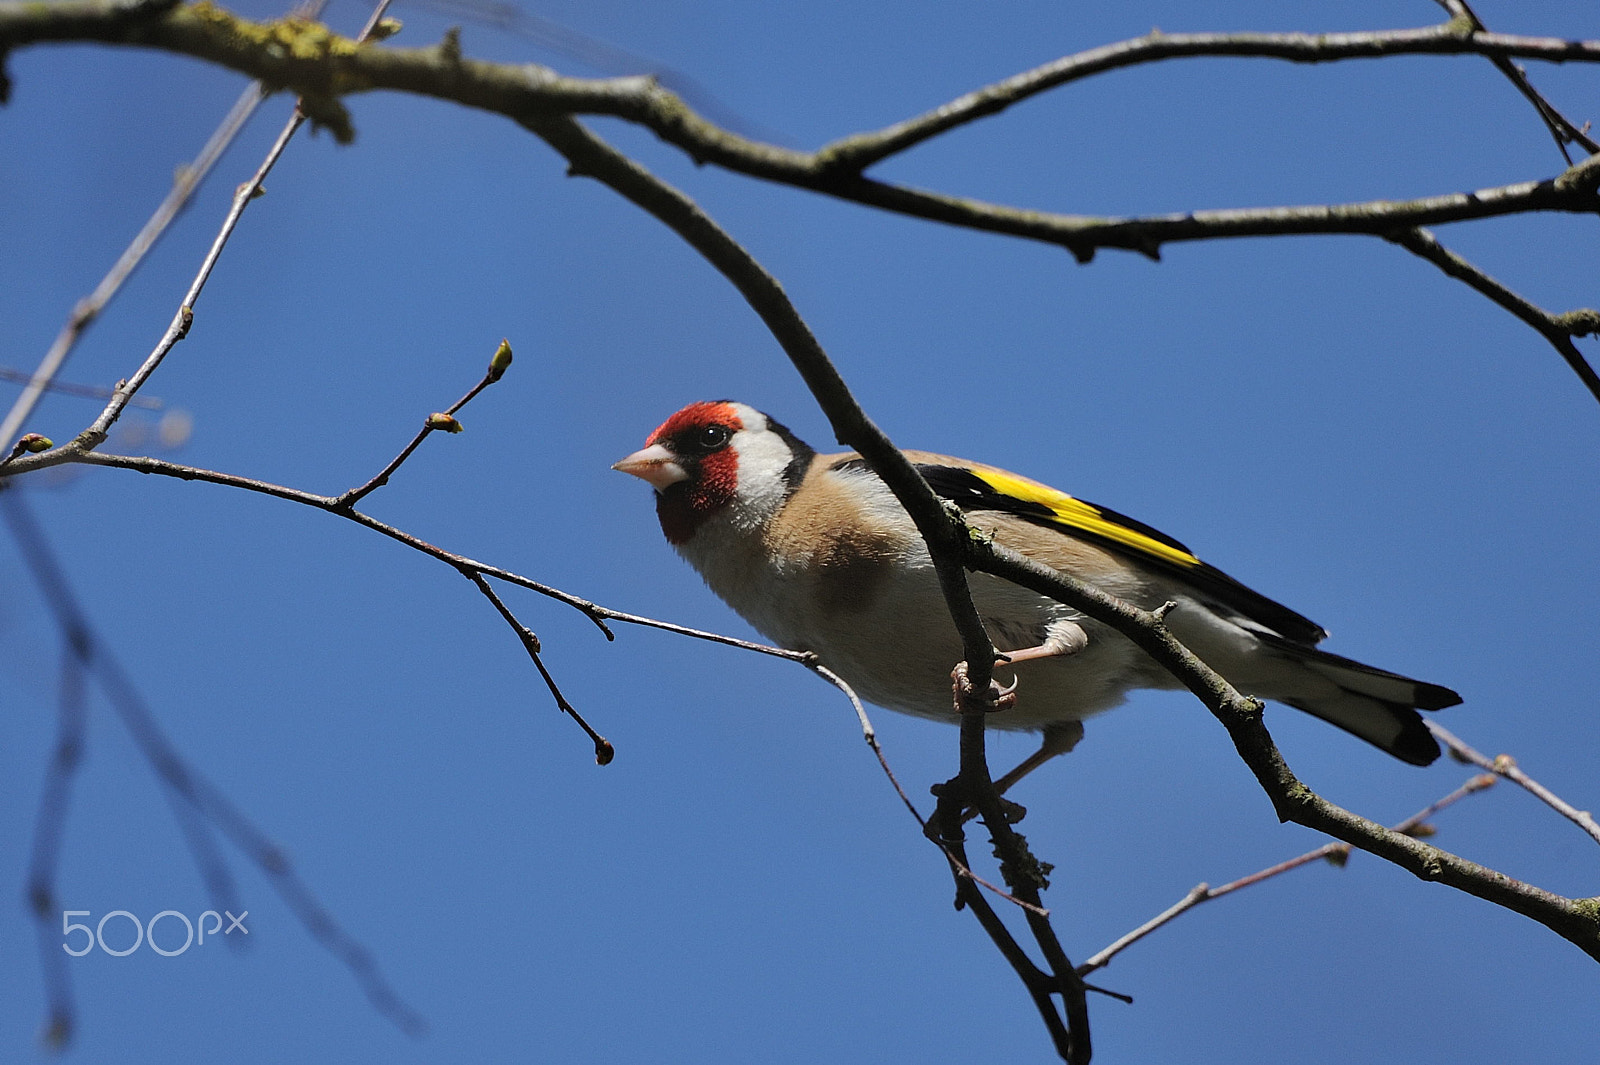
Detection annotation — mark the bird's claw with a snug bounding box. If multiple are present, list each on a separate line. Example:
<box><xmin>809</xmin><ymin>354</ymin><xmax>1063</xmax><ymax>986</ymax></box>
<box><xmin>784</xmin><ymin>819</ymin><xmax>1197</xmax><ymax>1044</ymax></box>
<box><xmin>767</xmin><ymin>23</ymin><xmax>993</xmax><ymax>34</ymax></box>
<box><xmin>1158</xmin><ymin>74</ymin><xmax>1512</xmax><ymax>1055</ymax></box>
<box><xmin>951</xmin><ymin>661</ymin><xmax>1019</xmax><ymax>713</ymax></box>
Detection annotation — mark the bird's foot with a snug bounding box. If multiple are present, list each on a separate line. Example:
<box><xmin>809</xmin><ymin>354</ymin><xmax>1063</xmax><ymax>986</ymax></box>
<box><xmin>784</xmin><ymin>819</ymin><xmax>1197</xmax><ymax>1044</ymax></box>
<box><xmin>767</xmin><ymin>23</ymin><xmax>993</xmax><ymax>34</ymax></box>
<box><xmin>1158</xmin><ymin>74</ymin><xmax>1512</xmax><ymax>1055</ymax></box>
<box><xmin>952</xmin><ymin>660</ymin><xmax>1018</xmax><ymax>713</ymax></box>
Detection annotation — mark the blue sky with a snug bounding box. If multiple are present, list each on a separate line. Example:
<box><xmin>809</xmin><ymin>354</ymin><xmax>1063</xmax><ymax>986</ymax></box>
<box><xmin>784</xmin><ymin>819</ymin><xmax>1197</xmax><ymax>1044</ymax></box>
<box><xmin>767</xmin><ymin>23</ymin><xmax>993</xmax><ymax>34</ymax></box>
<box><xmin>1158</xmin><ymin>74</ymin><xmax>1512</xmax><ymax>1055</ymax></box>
<box><xmin>2</xmin><ymin>0</ymin><xmax>1598</xmax><ymax>1061</ymax></box>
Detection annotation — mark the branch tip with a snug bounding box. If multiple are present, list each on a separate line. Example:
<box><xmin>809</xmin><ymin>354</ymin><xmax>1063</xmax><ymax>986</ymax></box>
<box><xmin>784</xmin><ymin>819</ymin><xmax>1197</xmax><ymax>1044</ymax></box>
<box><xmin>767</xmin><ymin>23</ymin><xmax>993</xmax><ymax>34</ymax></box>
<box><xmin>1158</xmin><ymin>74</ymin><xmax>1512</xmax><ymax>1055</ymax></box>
<box><xmin>41</xmin><ymin>1012</ymin><xmax>72</xmax><ymax>1052</ymax></box>
<box><xmin>487</xmin><ymin>338</ymin><xmax>513</xmax><ymax>381</ymax></box>
<box><xmin>436</xmin><ymin>25</ymin><xmax>462</xmax><ymax>64</ymax></box>
<box><xmin>366</xmin><ymin>16</ymin><xmax>401</xmax><ymax>42</ymax></box>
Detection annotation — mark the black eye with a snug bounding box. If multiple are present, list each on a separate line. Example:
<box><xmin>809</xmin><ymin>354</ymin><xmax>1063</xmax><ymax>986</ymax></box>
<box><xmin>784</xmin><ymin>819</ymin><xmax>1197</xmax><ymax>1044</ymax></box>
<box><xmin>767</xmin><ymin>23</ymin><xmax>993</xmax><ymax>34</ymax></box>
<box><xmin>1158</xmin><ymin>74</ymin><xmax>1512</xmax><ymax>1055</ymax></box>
<box><xmin>694</xmin><ymin>424</ymin><xmax>731</xmax><ymax>451</ymax></box>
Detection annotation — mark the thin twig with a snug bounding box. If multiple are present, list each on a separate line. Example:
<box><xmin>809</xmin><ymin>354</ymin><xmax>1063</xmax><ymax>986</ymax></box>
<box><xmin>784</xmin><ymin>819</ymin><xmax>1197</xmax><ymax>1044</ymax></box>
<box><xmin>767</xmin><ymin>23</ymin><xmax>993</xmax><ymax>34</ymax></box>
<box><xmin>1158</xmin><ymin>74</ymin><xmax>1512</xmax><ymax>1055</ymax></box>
<box><xmin>74</xmin><ymin>0</ymin><xmax>389</xmax><ymax>451</ymax></box>
<box><xmin>7</xmin><ymin>442</ymin><xmax>875</xmax><ymax>747</ymax></box>
<box><xmin>1432</xmin><ymin>0</ymin><xmax>1599</xmax><ymax>163</ymax></box>
<box><xmin>1385</xmin><ymin>226</ymin><xmax>1600</xmax><ymax>404</ymax></box>
<box><xmin>334</xmin><ymin>339</ymin><xmax>511</xmax><ymax>508</ymax></box>
<box><xmin>1429</xmin><ymin>722</ymin><xmax>1600</xmax><ymax>848</ymax></box>
<box><xmin>465</xmin><ymin>570</ymin><xmax>614</xmax><ymax>765</ymax></box>
<box><xmin>28</xmin><ymin>638</ymin><xmax>89</xmax><ymax>1049</ymax></box>
<box><xmin>0</xmin><ymin>367</ymin><xmax>164</xmax><ymax>409</ymax></box>
<box><xmin>2</xmin><ymin>490</ymin><xmax>427</xmax><ymax>1040</ymax></box>
<box><xmin>0</xmin><ymin>77</ymin><xmax>265</xmax><ymax>450</ymax></box>
<box><xmin>1076</xmin><ymin>773</ymin><xmax>1498</xmax><ymax>975</ymax></box>
<box><xmin>800</xmin><ymin>661</ymin><xmax>1039</xmax><ymax>912</ymax></box>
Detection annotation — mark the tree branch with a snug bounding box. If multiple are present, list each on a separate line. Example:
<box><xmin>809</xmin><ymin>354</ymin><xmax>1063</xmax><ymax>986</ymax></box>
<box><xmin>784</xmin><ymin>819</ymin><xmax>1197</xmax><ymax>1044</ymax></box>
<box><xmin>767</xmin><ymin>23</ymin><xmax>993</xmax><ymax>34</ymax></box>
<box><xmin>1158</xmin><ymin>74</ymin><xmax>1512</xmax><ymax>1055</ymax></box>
<box><xmin>1430</xmin><ymin>722</ymin><xmax>1600</xmax><ymax>848</ymax></box>
<box><xmin>469</xmin><ymin>109</ymin><xmax>1600</xmax><ymax>971</ymax></box>
<box><xmin>1384</xmin><ymin>226</ymin><xmax>1600</xmax><ymax>404</ymax></box>
<box><xmin>4</xmin><ymin>4</ymin><xmax>1598</xmax><ymax>264</ymax></box>
<box><xmin>1077</xmin><ymin>773</ymin><xmax>1497</xmax><ymax>976</ymax></box>
<box><xmin>0</xmin><ymin>73</ymin><xmax>266</xmax><ymax>449</ymax></box>
<box><xmin>3</xmin><ymin>489</ymin><xmax>426</xmax><ymax>1040</ymax></box>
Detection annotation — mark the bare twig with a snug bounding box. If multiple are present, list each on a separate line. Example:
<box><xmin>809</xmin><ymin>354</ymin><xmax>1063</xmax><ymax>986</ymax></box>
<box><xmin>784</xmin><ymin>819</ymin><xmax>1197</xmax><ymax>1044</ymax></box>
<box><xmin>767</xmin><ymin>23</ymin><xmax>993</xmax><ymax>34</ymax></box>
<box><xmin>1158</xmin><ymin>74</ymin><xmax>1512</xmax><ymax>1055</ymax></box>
<box><xmin>2</xmin><ymin>490</ymin><xmax>426</xmax><ymax>1041</ymax></box>
<box><xmin>57</xmin><ymin>447</ymin><xmax>833</xmax><ymax>655</ymax></box>
<box><xmin>1385</xmin><ymin>226</ymin><xmax>1600</xmax><ymax>404</ymax></box>
<box><xmin>465</xmin><ymin>570</ymin><xmax>614</xmax><ymax>765</ymax></box>
<box><xmin>0</xmin><ymin>367</ymin><xmax>164</xmax><ymax>408</ymax></box>
<box><xmin>805</xmin><ymin>661</ymin><xmax>1040</xmax><ymax>913</ymax></box>
<box><xmin>72</xmin><ymin>0</ymin><xmax>389</xmax><ymax>452</ymax></box>
<box><xmin>1432</xmin><ymin>0</ymin><xmax>1599</xmax><ymax>163</ymax></box>
<box><xmin>27</xmin><ymin>639</ymin><xmax>89</xmax><ymax>1048</ymax></box>
<box><xmin>1428</xmin><ymin>722</ymin><xmax>1600</xmax><ymax>848</ymax></box>
<box><xmin>1</xmin><ymin>439</ymin><xmax>877</xmax><ymax>740</ymax></box>
<box><xmin>334</xmin><ymin>338</ymin><xmax>512</xmax><ymax>508</ymax></box>
<box><xmin>1077</xmin><ymin>774</ymin><xmax>1497</xmax><ymax>975</ymax></box>
<box><xmin>0</xmin><ymin>77</ymin><xmax>265</xmax><ymax>450</ymax></box>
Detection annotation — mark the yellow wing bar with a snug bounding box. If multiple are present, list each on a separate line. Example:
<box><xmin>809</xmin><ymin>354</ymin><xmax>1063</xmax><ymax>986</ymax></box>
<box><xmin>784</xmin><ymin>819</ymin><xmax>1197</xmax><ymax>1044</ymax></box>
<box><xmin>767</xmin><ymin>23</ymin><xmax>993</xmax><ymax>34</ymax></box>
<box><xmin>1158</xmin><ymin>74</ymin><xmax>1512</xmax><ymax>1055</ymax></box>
<box><xmin>962</xmin><ymin>466</ymin><xmax>1203</xmax><ymax>570</ymax></box>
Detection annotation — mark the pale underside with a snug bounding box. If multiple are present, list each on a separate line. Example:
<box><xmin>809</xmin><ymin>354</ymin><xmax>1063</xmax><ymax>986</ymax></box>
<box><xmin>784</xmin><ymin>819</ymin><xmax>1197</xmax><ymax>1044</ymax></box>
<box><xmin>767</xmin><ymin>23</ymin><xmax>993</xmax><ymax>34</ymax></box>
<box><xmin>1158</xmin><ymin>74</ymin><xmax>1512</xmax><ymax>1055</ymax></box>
<box><xmin>676</xmin><ymin>449</ymin><xmax>1398</xmax><ymax>738</ymax></box>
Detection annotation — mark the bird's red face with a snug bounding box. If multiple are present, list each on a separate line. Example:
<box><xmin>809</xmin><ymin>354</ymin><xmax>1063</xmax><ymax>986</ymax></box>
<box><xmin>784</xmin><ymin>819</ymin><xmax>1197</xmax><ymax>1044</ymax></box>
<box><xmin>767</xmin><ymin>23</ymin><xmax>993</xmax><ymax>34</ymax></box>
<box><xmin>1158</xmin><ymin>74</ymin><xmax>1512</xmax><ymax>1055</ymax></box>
<box><xmin>614</xmin><ymin>401</ymin><xmax>745</xmax><ymax>544</ymax></box>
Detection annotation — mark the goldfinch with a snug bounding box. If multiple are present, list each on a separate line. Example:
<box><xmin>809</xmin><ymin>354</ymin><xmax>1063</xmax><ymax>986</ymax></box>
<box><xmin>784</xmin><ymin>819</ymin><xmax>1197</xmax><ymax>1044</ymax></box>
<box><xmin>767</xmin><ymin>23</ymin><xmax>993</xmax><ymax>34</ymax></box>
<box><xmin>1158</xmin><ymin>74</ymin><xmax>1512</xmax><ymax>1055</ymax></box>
<box><xmin>614</xmin><ymin>400</ymin><xmax>1460</xmax><ymax>770</ymax></box>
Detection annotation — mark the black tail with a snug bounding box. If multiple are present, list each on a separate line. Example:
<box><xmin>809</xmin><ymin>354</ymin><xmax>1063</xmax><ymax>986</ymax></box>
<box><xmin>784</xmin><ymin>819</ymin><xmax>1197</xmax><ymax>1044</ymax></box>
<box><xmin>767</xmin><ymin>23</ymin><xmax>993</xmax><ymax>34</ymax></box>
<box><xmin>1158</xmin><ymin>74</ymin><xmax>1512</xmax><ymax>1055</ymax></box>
<box><xmin>1255</xmin><ymin>634</ymin><xmax>1461</xmax><ymax>766</ymax></box>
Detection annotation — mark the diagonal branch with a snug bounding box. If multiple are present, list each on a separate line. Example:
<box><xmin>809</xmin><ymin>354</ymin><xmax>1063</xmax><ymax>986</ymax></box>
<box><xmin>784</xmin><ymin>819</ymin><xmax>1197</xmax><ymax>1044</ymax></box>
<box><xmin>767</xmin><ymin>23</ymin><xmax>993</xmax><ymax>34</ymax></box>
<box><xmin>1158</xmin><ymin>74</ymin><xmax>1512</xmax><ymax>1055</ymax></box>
<box><xmin>3</xmin><ymin>489</ymin><xmax>426</xmax><ymax>1040</ymax></box>
<box><xmin>64</xmin><ymin>0</ymin><xmax>390</xmax><ymax>453</ymax></box>
<box><xmin>1429</xmin><ymin>722</ymin><xmax>1600</xmax><ymax>848</ymax></box>
<box><xmin>465</xmin><ymin>570</ymin><xmax>614</xmax><ymax>765</ymax></box>
<box><xmin>1433</xmin><ymin>0</ymin><xmax>1600</xmax><ymax>164</ymax></box>
<box><xmin>1077</xmin><ymin>773</ymin><xmax>1497</xmax><ymax>976</ymax></box>
<box><xmin>334</xmin><ymin>339</ymin><xmax>513</xmax><ymax>508</ymax></box>
<box><xmin>0</xmin><ymin>76</ymin><xmax>266</xmax><ymax>449</ymax></box>
<box><xmin>1384</xmin><ymin>226</ymin><xmax>1600</xmax><ymax>403</ymax></box>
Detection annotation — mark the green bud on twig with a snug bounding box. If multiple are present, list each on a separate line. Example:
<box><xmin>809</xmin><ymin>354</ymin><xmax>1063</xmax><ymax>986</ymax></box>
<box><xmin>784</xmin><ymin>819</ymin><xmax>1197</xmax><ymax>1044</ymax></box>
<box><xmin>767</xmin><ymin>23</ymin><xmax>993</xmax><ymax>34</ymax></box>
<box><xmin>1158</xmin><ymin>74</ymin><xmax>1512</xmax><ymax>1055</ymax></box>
<box><xmin>488</xmin><ymin>338</ymin><xmax>513</xmax><ymax>382</ymax></box>
<box><xmin>19</xmin><ymin>433</ymin><xmax>52</xmax><ymax>453</ymax></box>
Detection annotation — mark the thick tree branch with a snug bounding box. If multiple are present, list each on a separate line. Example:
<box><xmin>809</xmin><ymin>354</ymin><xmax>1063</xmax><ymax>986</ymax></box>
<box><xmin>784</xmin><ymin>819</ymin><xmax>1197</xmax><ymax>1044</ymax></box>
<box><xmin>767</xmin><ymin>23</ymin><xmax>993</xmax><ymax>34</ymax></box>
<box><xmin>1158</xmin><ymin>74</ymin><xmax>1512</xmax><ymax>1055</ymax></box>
<box><xmin>503</xmin><ymin>109</ymin><xmax>1600</xmax><ymax>1004</ymax></box>
<box><xmin>4</xmin><ymin>4</ymin><xmax>1599</xmax><ymax>264</ymax></box>
<box><xmin>956</xmin><ymin>536</ymin><xmax>1600</xmax><ymax>962</ymax></box>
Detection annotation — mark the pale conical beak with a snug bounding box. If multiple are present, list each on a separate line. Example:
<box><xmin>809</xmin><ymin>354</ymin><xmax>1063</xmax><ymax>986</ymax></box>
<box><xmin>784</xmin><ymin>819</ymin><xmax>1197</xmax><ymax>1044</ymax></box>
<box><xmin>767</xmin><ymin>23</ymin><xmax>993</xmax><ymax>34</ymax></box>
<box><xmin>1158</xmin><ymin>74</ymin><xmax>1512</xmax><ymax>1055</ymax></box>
<box><xmin>612</xmin><ymin>443</ymin><xmax>689</xmax><ymax>490</ymax></box>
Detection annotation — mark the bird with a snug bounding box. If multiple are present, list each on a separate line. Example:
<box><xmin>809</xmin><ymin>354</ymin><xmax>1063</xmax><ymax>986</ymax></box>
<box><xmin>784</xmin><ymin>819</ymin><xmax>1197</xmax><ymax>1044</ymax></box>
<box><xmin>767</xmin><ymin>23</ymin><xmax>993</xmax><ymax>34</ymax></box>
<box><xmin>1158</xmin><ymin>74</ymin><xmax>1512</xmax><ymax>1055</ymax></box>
<box><xmin>613</xmin><ymin>399</ymin><xmax>1460</xmax><ymax>783</ymax></box>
